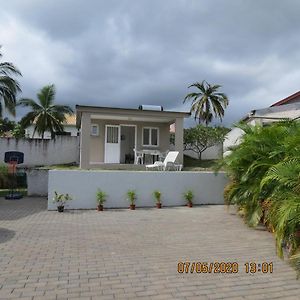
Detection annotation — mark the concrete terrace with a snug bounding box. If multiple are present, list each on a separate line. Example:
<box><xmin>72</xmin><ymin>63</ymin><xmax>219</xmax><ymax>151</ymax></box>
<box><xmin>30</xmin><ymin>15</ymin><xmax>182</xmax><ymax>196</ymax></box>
<box><xmin>0</xmin><ymin>197</ymin><xmax>299</xmax><ymax>300</ymax></box>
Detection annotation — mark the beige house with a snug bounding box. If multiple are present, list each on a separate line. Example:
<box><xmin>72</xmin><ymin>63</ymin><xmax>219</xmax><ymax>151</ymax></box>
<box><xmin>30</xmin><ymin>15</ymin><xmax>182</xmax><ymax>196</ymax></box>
<box><xmin>76</xmin><ymin>105</ymin><xmax>190</xmax><ymax>169</ymax></box>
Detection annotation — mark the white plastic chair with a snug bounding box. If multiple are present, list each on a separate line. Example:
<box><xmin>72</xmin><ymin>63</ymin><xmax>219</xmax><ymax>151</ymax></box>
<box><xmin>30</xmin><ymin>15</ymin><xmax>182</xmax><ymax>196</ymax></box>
<box><xmin>146</xmin><ymin>151</ymin><xmax>181</xmax><ymax>171</ymax></box>
<box><xmin>134</xmin><ymin>149</ymin><xmax>144</xmax><ymax>164</ymax></box>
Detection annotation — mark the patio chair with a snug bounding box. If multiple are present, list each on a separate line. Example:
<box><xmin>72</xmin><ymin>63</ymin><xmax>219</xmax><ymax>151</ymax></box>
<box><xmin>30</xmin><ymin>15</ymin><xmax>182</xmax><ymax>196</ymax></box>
<box><xmin>134</xmin><ymin>149</ymin><xmax>144</xmax><ymax>164</ymax></box>
<box><xmin>146</xmin><ymin>151</ymin><xmax>182</xmax><ymax>171</ymax></box>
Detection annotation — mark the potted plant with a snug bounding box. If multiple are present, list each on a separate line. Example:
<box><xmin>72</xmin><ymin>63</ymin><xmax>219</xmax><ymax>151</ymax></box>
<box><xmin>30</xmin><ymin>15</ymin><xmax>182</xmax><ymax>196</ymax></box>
<box><xmin>53</xmin><ymin>191</ymin><xmax>72</xmax><ymax>212</ymax></box>
<box><xmin>127</xmin><ymin>190</ymin><xmax>136</xmax><ymax>210</ymax></box>
<box><xmin>153</xmin><ymin>190</ymin><xmax>162</xmax><ymax>208</ymax></box>
<box><xmin>184</xmin><ymin>190</ymin><xmax>194</xmax><ymax>207</ymax></box>
<box><xmin>96</xmin><ymin>189</ymin><xmax>107</xmax><ymax>211</ymax></box>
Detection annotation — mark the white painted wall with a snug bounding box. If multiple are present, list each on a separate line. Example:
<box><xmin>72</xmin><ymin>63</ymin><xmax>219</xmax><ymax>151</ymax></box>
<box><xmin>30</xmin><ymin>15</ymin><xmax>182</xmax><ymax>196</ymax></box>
<box><xmin>223</xmin><ymin>128</ymin><xmax>245</xmax><ymax>153</ymax></box>
<box><xmin>1</xmin><ymin>136</ymin><xmax>79</xmax><ymax>167</ymax></box>
<box><xmin>27</xmin><ymin>169</ymin><xmax>48</xmax><ymax>196</ymax></box>
<box><xmin>184</xmin><ymin>144</ymin><xmax>223</xmax><ymax>160</ymax></box>
<box><xmin>48</xmin><ymin>170</ymin><xmax>228</xmax><ymax>209</ymax></box>
<box><xmin>170</xmin><ymin>143</ymin><xmax>223</xmax><ymax>160</ymax></box>
<box><xmin>25</xmin><ymin>125</ymin><xmax>78</xmax><ymax>139</ymax></box>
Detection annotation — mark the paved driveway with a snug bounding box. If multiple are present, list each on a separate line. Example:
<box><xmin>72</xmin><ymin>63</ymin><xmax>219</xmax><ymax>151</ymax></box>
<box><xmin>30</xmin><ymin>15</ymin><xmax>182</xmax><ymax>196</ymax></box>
<box><xmin>0</xmin><ymin>197</ymin><xmax>299</xmax><ymax>300</ymax></box>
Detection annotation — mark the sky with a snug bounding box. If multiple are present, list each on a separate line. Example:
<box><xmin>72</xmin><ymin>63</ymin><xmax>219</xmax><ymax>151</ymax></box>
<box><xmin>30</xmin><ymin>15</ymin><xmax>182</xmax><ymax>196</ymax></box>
<box><xmin>1</xmin><ymin>0</ymin><xmax>300</xmax><ymax>127</ymax></box>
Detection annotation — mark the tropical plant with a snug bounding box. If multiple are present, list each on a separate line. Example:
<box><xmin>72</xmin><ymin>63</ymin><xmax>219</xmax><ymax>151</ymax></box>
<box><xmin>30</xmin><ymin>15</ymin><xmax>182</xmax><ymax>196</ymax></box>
<box><xmin>18</xmin><ymin>84</ymin><xmax>73</xmax><ymax>139</ymax></box>
<box><xmin>183</xmin><ymin>81</ymin><xmax>229</xmax><ymax>125</ymax></box>
<box><xmin>184</xmin><ymin>125</ymin><xmax>229</xmax><ymax>160</ymax></box>
<box><xmin>96</xmin><ymin>189</ymin><xmax>107</xmax><ymax>205</ymax></box>
<box><xmin>184</xmin><ymin>190</ymin><xmax>194</xmax><ymax>204</ymax></box>
<box><xmin>260</xmin><ymin>159</ymin><xmax>300</xmax><ymax>258</ymax></box>
<box><xmin>52</xmin><ymin>191</ymin><xmax>72</xmax><ymax>206</ymax></box>
<box><xmin>0</xmin><ymin>46</ymin><xmax>22</xmax><ymax>117</ymax></box>
<box><xmin>127</xmin><ymin>190</ymin><xmax>136</xmax><ymax>205</ymax></box>
<box><xmin>217</xmin><ymin>120</ymin><xmax>300</xmax><ymax>275</ymax></box>
<box><xmin>153</xmin><ymin>190</ymin><xmax>162</xmax><ymax>204</ymax></box>
<box><xmin>11</xmin><ymin>123</ymin><xmax>25</xmax><ymax>138</ymax></box>
<box><xmin>0</xmin><ymin>117</ymin><xmax>15</xmax><ymax>136</ymax></box>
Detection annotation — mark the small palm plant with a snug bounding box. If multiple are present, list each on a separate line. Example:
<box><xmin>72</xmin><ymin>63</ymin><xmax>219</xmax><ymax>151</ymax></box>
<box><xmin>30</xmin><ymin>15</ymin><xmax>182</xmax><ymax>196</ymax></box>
<box><xmin>127</xmin><ymin>190</ymin><xmax>136</xmax><ymax>210</ymax></box>
<box><xmin>53</xmin><ymin>191</ymin><xmax>72</xmax><ymax>212</ymax></box>
<box><xmin>96</xmin><ymin>189</ymin><xmax>107</xmax><ymax>211</ymax></box>
<box><xmin>153</xmin><ymin>190</ymin><xmax>162</xmax><ymax>208</ymax></box>
<box><xmin>184</xmin><ymin>190</ymin><xmax>194</xmax><ymax>207</ymax></box>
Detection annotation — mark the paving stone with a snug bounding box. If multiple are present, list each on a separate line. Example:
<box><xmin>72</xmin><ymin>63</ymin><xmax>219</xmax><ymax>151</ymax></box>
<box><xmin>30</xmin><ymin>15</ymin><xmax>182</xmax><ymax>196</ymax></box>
<box><xmin>0</xmin><ymin>197</ymin><xmax>299</xmax><ymax>299</ymax></box>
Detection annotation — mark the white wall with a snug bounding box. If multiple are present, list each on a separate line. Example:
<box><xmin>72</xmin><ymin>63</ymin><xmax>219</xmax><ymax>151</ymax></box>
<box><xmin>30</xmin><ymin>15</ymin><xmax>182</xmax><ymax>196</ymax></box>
<box><xmin>1</xmin><ymin>136</ymin><xmax>79</xmax><ymax>167</ymax></box>
<box><xmin>25</xmin><ymin>125</ymin><xmax>78</xmax><ymax>139</ymax></box>
<box><xmin>27</xmin><ymin>169</ymin><xmax>48</xmax><ymax>196</ymax></box>
<box><xmin>184</xmin><ymin>143</ymin><xmax>223</xmax><ymax>160</ymax></box>
<box><xmin>223</xmin><ymin>128</ymin><xmax>245</xmax><ymax>153</ymax></box>
<box><xmin>48</xmin><ymin>170</ymin><xmax>228</xmax><ymax>209</ymax></box>
<box><xmin>170</xmin><ymin>143</ymin><xmax>223</xmax><ymax>160</ymax></box>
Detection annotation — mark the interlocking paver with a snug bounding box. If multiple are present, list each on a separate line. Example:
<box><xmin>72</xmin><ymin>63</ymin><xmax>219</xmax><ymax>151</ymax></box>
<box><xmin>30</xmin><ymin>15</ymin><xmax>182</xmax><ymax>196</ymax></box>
<box><xmin>0</xmin><ymin>197</ymin><xmax>299</xmax><ymax>300</ymax></box>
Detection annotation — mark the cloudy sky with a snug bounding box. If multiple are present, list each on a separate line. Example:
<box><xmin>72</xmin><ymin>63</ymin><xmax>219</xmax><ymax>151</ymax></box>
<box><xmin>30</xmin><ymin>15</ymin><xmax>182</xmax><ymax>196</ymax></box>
<box><xmin>1</xmin><ymin>0</ymin><xmax>299</xmax><ymax>126</ymax></box>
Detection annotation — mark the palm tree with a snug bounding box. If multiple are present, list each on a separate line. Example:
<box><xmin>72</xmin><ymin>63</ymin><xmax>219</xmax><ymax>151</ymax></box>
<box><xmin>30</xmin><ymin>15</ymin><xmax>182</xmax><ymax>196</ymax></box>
<box><xmin>18</xmin><ymin>84</ymin><xmax>73</xmax><ymax>139</ymax></box>
<box><xmin>183</xmin><ymin>81</ymin><xmax>229</xmax><ymax>125</ymax></box>
<box><xmin>0</xmin><ymin>46</ymin><xmax>22</xmax><ymax>117</ymax></box>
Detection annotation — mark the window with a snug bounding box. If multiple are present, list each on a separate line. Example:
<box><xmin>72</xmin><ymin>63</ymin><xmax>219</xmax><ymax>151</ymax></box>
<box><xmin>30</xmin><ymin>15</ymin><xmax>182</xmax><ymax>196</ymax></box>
<box><xmin>91</xmin><ymin>124</ymin><xmax>99</xmax><ymax>136</ymax></box>
<box><xmin>143</xmin><ymin>127</ymin><xmax>159</xmax><ymax>146</ymax></box>
<box><xmin>106</xmin><ymin>126</ymin><xmax>119</xmax><ymax>143</ymax></box>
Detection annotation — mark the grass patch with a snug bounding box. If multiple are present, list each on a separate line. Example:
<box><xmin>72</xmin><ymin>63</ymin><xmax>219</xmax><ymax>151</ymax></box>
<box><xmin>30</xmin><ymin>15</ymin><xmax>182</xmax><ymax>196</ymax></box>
<box><xmin>183</xmin><ymin>156</ymin><xmax>218</xmax><ymax>171</ymax></box>
<box><xmin>0</xmin><ymin>188</ymin><xmax>27</xmax><ymax>197</ymax></box>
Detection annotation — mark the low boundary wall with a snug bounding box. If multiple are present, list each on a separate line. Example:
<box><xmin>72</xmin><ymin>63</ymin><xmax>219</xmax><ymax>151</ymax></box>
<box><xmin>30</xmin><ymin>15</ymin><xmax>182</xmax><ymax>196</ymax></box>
<box><xmin>48</xmin><ymin>170</ymin><xmax>228</xmax><ymax>210</ymax></box>
<box><xmin>27</xmin><ymin>169</ymin><xmax>48</xmax><ymax>196</ymax></box>
<box><xmin>0</xmin><ymin>136</ymin><xmax>79</xmax><ymax>167</ymax></box>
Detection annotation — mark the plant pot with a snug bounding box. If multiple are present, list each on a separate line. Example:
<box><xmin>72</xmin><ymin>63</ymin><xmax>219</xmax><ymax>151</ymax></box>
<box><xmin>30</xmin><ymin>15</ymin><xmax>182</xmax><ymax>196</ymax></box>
<box><xmin>187</xmin><ymin>202</ymin><xmax>193</xmax><ymax>208</ymax></box>
<box><xmin>156</xmin><ymin>203</ymin><xmax>162</xmax><ymax>209</ymax></box>
<box><xmin>295</xmin><ymin>229</ymin><xmax>300</xmax><ymax>238</ymax></box>
<box><xmin>97</xmin><ymin>204</ymin><xmax>103</xmax><ymax>211</ymax></box>
<box><xmin>57</xmin><ymin>205</ymin><xmax>64</xmax><ymax>212</ymax></box>
<box><xmin>130</xmin><ymin>204</ymin><xmax>135</xmax><ymax>210</ymax></box>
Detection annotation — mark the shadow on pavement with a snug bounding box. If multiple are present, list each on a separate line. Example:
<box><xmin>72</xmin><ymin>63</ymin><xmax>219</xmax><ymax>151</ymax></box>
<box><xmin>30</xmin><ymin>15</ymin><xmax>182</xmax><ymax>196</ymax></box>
<box><xmin>0</xmin><ymin>228</ymin><xmax>15</xmax><ymax>243</ymax></box>
<box><xmin>0</xmin><ymin>197</ymin><xmax>47</xmax><ymax>220</ymax></box>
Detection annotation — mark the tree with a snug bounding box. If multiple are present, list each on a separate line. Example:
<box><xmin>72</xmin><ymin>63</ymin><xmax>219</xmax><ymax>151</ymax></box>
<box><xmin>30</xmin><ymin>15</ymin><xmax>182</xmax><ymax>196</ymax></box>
<box><xmin>0</xmin><ymin>46</ymin><xmax>22</xmax><ymax>117</ymax></box>
<box><xmin>0</xmin><ymin>118</ymin><xmax>25</xmax><ymax>138</ymax></box>
<box><xmin>183</xmin><ymin>80</ymin><xmax>229</xmax><ymax>125</ymax></box>
<box><xmin>183</xmin><ymin>125</ymin><xmax>229</xmax><ymax>160</ymax></box>
<box><xmin>0</xmin><ymin>117</ymin><xmax>15</xmax><ymax>136</ymax></box>
<box><xmin>18</xmin><ymin>84</ymin><xmax>73</xmax><ymax>139</ymax></box>
<box><xmin>11</xmin><ymin>123</ymin><xmax>25</xmax><ymax>138</ymax></box>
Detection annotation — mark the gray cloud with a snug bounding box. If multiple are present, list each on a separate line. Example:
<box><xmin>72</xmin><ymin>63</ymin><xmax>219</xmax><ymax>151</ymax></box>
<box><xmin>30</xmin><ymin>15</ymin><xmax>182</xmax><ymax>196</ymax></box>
<box><xmin>1</xmin><ymin>0</ymin><xmax>300</xmax><ymax>126</ymax></box>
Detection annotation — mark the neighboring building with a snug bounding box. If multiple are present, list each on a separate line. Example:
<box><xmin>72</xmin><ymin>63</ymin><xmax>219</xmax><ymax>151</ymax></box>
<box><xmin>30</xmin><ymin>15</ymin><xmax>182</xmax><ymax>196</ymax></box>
<box><xmin>25</xmin><ymin>114</ymin><xmax>78</xmax><ymax>139</ymax></box>
<box><xmin>224</xmin><ymin>91</ymin><xmax>300</xmax><ymax>154</ymax></box>
<box><xmin>270</xmin><ymin>91</ymin><xmax>300</xmax><ymax>107</ymax></box>
<box><xmin>76</xmin><ymin>105</ymin><xmax>190</xmax><ymax>169</ymax></box>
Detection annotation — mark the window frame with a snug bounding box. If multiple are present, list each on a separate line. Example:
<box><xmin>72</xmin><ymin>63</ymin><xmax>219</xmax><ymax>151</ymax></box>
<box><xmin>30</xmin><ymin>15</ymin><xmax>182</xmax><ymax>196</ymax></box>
<box><xmin>142</xmin><ymin>127</ymin><xmax>159</xmax><ymax>147</ymax></box>
<box><xmin>90</xmin><ymin>124</ymin><xmax>99</xmax><ymax>136</ymax></box>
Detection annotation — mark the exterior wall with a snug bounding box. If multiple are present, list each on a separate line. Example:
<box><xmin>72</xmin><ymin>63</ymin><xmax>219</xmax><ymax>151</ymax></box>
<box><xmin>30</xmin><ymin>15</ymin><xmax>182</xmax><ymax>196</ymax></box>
<box><xmin>48</xmin><ymin>170</ymin><xmax>228</xmax><ymax>209</ymax></box>
<box><xmin>223</xmin><ymin>127</ymin><xmax>245</xmax><ymax>154</ymax></box>
<box><xmin>89</xmin><ymin>119</ymin><xmax>171</xmax><ymax>164</ymax></box>
<box><xmin>0</xmin><ymin>136</ymin><xmax>79</xmax><ymax>167</ymax></box>
<box><xmin>25</xmin><ymin>125</ymin><xmax>78</xmax><ymax>139</ymax></box>
<box><xmin>27</xmin><ymin>169</ymin><xmax>48</xmax><ymax>196</ymax></box>
<box><xmin>184</xmin><ymin>144</ymin><xmax>223</xmax><ymax>160</ymax></box>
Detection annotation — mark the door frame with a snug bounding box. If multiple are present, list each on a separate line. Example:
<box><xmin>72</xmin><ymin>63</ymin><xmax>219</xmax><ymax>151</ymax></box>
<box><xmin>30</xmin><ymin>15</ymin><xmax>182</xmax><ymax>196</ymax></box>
<box><xmin>120</xmin><ymin>124</ymin><xmax>137</xmax><ymax>151</ymax></box>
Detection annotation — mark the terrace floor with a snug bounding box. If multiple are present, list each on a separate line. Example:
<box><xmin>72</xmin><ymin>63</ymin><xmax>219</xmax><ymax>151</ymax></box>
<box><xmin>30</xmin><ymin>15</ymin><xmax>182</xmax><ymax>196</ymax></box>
<box><xmin>0</xmin><ymin>197</ymin><xmax>299</xmax><ymax>299</ymax></box>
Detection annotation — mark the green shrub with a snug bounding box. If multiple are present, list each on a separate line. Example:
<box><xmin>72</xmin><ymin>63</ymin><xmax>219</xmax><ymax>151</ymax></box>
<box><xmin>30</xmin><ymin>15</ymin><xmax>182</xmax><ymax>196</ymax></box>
<box><xmin>218</xmin><ymin>121</ymin><xmax>300</xmax><ymax>268</ymax></box>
